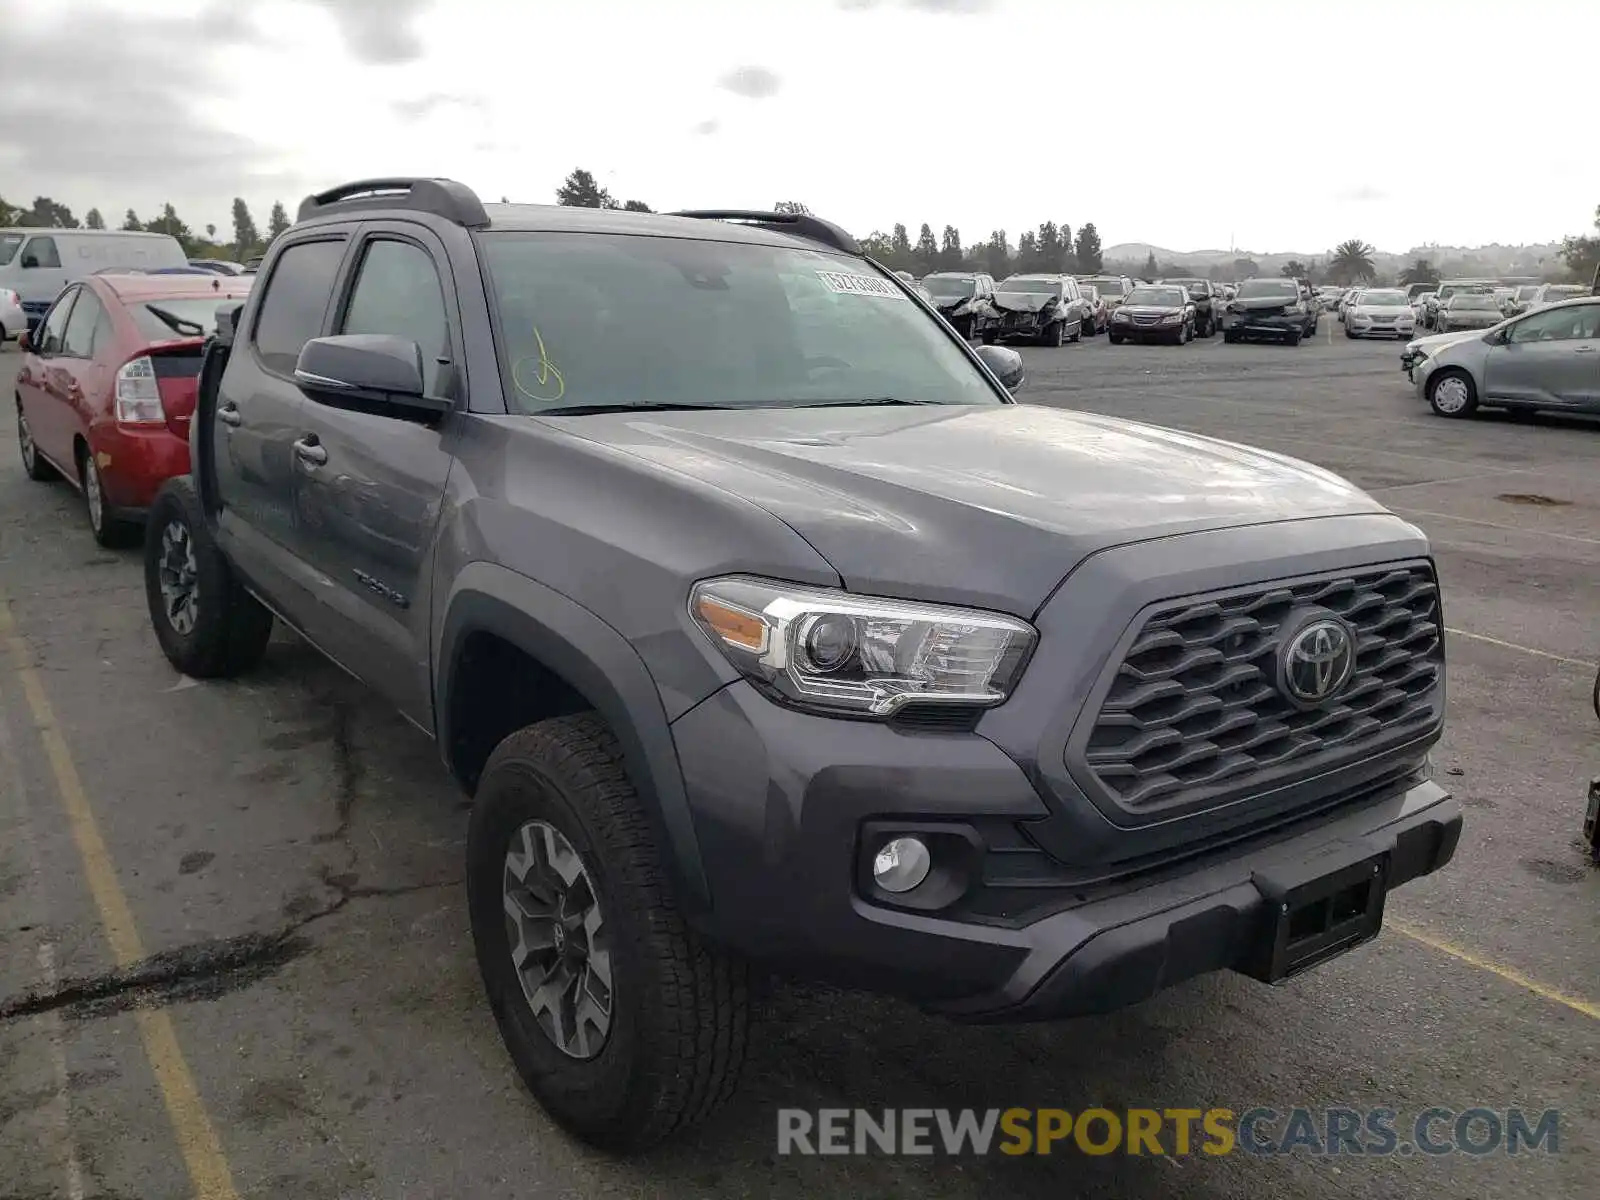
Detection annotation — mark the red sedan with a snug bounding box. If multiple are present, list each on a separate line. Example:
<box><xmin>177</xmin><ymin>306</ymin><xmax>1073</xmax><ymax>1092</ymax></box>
<box><xmin>14</xmin><ymin>273</ymin><xmax>252</xmax><ymax>546</ymax></box>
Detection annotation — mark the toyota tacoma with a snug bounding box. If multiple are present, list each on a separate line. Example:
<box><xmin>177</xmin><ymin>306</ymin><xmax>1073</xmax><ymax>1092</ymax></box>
<box><xmin>137</xmin><ymin>178</ymin><xmax>1462</xmax><ymax>1153</ymax></box>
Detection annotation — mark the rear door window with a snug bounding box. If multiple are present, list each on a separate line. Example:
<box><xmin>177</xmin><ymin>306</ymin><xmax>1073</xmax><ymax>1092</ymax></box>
<box><xmin>62</xmin><ymin>291</ymin><xmax>104</xmax><ymax>358</ymax></box>
<box><xmin>252</xmin><ymin>238</ymin><xmax>347</xmax><ymax>374</ymax></box>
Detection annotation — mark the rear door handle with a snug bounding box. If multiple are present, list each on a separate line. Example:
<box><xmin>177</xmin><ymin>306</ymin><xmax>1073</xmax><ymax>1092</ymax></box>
<box><xmin>293</xmin><ymin>436</ymin><xmax>328</xmax><ymax>467</ymax></box>
<box><xmin>1574</xmin><ymin>345</ymin><xmax>1596</xmax><ymax>354</ymax></box>
<box><xmin>217</xmin><ymin>402</ymin><xmax>242</xmax><ymax>427</ymax></box>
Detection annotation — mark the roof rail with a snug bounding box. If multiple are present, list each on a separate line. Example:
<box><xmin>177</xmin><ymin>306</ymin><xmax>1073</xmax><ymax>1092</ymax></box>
<box><xmin>296</xmin><ymin>178</ymin><xmax>490</xmax><ymax>228</ymax></box>
<box><xmin>669</xmin><ymin>209</ymin><xmax>860</xmax><ymax>256</ymax></box>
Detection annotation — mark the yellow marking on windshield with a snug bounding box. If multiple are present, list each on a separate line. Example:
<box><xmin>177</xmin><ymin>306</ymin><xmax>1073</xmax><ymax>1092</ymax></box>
<box><xmin>512</xmin><ymin>326</ymin><xmax>565</xmax><ymax>403</ymax></box>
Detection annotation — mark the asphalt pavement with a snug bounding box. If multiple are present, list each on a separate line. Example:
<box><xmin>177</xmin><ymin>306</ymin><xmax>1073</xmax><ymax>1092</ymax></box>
<box><xmin>1</xmin><ymin>324</ymin><xmax>1596</xmax><ymax>1199</ymax></box>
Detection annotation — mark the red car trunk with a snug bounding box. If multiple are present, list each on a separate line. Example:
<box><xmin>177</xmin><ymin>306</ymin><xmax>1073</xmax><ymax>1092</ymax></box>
<box><xmin>146</xmin><ymin>340</ymin><xmax>206</xmax><ymax>439</ymax></box>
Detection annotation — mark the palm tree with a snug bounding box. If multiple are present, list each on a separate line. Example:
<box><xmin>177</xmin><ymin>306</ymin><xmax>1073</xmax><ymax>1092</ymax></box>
<box><xmin>1399</xmin><ymin>257</ymin><xmax>1440</xmax><ymax>287</ymax></box>
<box><xmin>1328</xmin><ymin>239</ymin><xmax>1377</xmax><ymax>285</ymax></box>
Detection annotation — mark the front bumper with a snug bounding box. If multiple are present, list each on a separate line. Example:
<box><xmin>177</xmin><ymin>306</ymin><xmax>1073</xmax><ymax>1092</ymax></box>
<box><xmin>1349</xmin><ymin>320</ymin><xmax>1414</xmax><ymax>339</ymax></box>
<box><xmin>672</xmin><ymin>678</ymin><xmax>1460</xmax><ymax>1020</ymax></box>
<box><xmin>1111</xmin><ymin>319</ymin><xmax>1184</xmax><ymax>340</ymax></box>
<box><xmin>1223</xmin><ymin>315</ymin><xmax>1303</xmax><ymax>338</ymax></box>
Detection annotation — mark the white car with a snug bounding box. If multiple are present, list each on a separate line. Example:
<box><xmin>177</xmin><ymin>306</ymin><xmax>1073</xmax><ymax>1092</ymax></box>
<box><xmin>0</xmin><ymin>286</ymin><xmax>22</xmax><ymax>343</ymax></box>
<box><xmin>1343</xmin><ymin>288</ymin><xmax>1416</xmax><ymax>340</ymax></box>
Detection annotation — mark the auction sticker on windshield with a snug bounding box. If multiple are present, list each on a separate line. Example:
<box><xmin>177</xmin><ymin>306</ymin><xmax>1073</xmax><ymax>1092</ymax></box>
<box><xmin>817</xmin><ymin>271</ymin><xmax>905</xmax><ymax>299</ymax></box>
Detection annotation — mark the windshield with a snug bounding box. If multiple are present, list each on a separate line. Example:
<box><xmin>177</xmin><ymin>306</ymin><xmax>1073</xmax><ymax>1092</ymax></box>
<box><xmin>922</xmin><ymin>275</ymin><xmax>977</xmax><ymax>298</ymax></box>
<box><xmin>128</xmin><ymin>295</ymin><xmax>250</xmax><ymax>340</ymax></box>
<box><xmin>0</xmin><ymin>233</ymin><xmax>24</xmax><ymax>267</ymax></box>
<box><xmin>1448</xmin><ymin>295</ymin><xmax>1498</xmax><ymax>310</ymax></box>
<box><xmin>1126</xmin><ymin>286</ymin><xmax>1187</xmax><ymax>306</ymax></box>
<box><xmin>477</xmin><ymin>232</ymin><xmax>1002</xmax><ymax>413</ymax></box>
<box><xmin>1358</xmin><ymin>290</ymin><xmax>1407</xmax><ymax>306</ymax></box>
<box><xmin>1235</xmin><ymin>280</ymin><xmax>1299</xmax><ymax>299</ymax></box>
<box><xmin>1515</xmin><ymin>286</ymin><xmax>1542</xmax><ymax>300</ymax></box>
<box><xmin>1083</xmin><ymin>277</ymin><xmax>1126</xmax><ymax>296</ymax></box>
<box><xmin>997</xmin><ymin>278</ymin><xmax>1061</xmax><ymax>295</ymax></box>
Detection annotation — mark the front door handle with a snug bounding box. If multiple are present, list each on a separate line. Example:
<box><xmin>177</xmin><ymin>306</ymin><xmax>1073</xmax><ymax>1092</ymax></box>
<box><xmin>293</xmin><ymin>436</ymin><xmax>328</xmax><ymax>467</ymax></box>
<box><xmin>1573</xmin><ymin>345</ymin><xmax>1596</xmax><ymax>354</ymax></box>
<box><xmin>217</xmin><ymin>401</ymin><xmax>242</xmax><ymax>427</ymax></box>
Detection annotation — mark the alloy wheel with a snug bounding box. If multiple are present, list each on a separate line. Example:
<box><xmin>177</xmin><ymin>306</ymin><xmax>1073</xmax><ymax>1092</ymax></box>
<box><xmin>503</xmin><ymin>819</ymin><xmax>614</xmax><ymax>1059</ymax></box>
<box><xmin>157</xmin><ymin>519</ymin><xmax>201</xmax><ymax>636</ymax></box>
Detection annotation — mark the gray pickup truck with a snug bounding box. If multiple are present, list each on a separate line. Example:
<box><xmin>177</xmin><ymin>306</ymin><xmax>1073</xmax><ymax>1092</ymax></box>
<box><xmin>144</xmin><ymin>178</ymin><xmax>1462</xmax><ymax>1151</ymax></box>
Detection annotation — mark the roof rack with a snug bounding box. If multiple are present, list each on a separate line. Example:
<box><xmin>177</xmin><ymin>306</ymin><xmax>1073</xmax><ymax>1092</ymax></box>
<box><xmin>296</xmin><ymin>178</ymin><xmax>489</xmax><ymax>228</ymax></box>
<box><xmin>669</xmin><ymin>209</ymin><xmax>860</xmax><ymax>256</ymax></box>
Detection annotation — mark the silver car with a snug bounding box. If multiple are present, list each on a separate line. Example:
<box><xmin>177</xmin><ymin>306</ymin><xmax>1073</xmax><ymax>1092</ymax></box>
<box><xmin>1412</xmin><ymin>297</ymin><xmax>1600</xmax><ymax>418</ymax></box>
<box><xmin>1433</xmin><ymin>291</ymin><xmax>1504</xmax><ymax>333</ymax></box>
<box><xmin>0</xmin><ymin>285</ymin><xmax>23</xmax><ymax>343</ymax></box>
<box><xmin>1344</xmin><ymin>288</ymin><xmax>1416</xmax><ymax>339</ymax></box>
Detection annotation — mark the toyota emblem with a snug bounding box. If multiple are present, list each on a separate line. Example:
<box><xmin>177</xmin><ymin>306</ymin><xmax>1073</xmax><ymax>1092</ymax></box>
<box><xmin>1280</xmin><ymin>618</ymin><xmax>1356</xmax><ymax>705</ymax></box>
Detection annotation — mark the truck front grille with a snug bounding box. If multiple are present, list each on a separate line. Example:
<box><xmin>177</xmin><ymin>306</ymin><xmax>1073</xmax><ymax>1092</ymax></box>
<box><xmin>1080</xmin><ymin>563</ymin><xmax>1443</xmax><ymax>817</ymax></box>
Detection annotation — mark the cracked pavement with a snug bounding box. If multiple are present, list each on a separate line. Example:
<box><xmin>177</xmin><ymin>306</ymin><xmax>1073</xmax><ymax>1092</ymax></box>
<box><xmin>1</xmin><ymin>336</ymin><xmax>1597</xmax><ymax>1198</ymax></box>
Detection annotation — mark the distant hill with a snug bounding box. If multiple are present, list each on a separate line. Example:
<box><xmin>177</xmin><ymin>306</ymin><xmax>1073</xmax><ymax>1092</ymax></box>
<box><xmin>1101</xmin><ymin>241</ymin><xmax>1566</xmax><ymax>281</ymax></box>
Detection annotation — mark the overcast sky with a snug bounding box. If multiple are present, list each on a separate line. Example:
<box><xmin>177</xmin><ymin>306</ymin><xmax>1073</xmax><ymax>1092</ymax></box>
<box><xmin>2</xmin><ymin>0</ymin><xmax>1595</xmax><ymax>255</ymax></box>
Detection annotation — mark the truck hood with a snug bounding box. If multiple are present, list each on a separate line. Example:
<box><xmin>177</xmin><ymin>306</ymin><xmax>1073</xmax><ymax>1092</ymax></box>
<box><xmin>545</xmin><ymin>404</ymin><xmax>1387</xmax><ymax>617</ymax></box>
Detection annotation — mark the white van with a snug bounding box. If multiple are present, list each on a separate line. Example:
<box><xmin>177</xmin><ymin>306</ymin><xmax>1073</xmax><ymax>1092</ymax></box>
<box><xmin>0</xmin><ymin>228</ymin><xmax>188</xmax><ymax>332</ymax></box>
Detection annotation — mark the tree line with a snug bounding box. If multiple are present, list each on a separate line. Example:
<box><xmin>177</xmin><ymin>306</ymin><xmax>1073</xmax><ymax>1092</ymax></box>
<box><xmin>11</xmin><ymin>169</ymin><xmax>1596</xmax><ymax>288</ymax></box>
<box><xmin>0</xmin><ymin>193</ymin><xmax>293</xmax><ymax>261</ymax></box>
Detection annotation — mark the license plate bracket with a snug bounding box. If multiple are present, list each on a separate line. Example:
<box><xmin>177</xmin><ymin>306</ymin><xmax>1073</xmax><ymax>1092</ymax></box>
<box><xmin>1241</xmin><ymin>851</ymin><xmax>1388</xmax><ymax>983</ymax></box>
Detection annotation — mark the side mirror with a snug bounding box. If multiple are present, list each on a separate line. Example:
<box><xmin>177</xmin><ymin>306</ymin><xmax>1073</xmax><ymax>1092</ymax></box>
<box><xmin>16</xmin><ymin>329</ymin><xmax>31</xmax><ymax>353</ymax></box>
<box><xmin>294</xmin><ymin>334</ymin><xmax>452</xmax><ymax>416</ymax></box>
<box><xmin>974</xmin><ymin>344</ymin><xmax>1025</xmax><ymax>393</ymax></box>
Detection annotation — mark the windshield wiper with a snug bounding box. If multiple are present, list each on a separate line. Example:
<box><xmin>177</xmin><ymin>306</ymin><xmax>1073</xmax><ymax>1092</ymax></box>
<box><xmin>537</xmin><ymin>401</ymin><xmax>737</xmax><ymax>416</ymax></box>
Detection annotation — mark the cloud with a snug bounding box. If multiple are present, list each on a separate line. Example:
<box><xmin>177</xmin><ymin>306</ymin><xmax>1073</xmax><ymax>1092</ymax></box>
<box><xmin>718</xmin><ymin>66</ymin><xmax>782</xmax><ymax>99</ymax></box>
<box><xmin>692</xmin><ymin>119</ymin><xmax>721</xmax><ymax>135</ymax></box>
<box><xmin>0</xmin><ymin>4</ymin><xmax>295</xmax><ymax>206</ymax></box>
<box><xmin>306</xmin><ymin>0</ymin><xmax>436</xmax><ymax>67</ymax></box>
<box><xmin>392</xmin><ymin>92</ymin><xmax>486</xmax><ymax>121</ymax></box>
<box><xmin>1337</xmin><ymin>185</ymin><xmax>1388</xmax><ymax>203</ymax></box>
<box><xmin>838</xmin><ymin>0</ymin><xmax>997</xmax><ymax>11</ymax></box>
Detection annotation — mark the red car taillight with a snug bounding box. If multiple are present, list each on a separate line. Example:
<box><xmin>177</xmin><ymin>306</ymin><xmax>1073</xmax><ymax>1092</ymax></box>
<box><xmin>114</xmin><ymin>356</ymin><xmax>166</xmax><ymax>425</ymax></box>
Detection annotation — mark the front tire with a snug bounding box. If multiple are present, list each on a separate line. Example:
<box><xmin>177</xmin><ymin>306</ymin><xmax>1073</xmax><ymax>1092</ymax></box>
<box><xmin>1427</xmin><ymin>368</ymin><xmax>1479</xmax><ymax>418</ymax></box>
<box><xmin>1045</xmin><ymin>320</ymin><xmax>1066</xmax><ymax>348</ymax></box>
<box><xmin>144</xmin><ymin>476</ymin><xmax>274</xmax><ymax>678</ymax></box>
<box><xmin>1285</xmin><ymin>330</ymin><xmax>1302</xmax><ymax>346</ymax></box>
<box><xmin>468</xmin><ymin>714</ymin><xmax>751</xmax><ymax>1153</ymax></box>
<box><xmin>1108</xmin><ymin>333</ymin><xmax>1124</xmax><ymax>345</ymax></box>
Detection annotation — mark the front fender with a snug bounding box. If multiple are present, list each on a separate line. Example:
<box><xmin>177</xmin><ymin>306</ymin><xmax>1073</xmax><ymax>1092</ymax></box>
<box><xmin>436</xmin><ymin>561</ymin><xmax>711</xmax><ymax>909</ymax></box>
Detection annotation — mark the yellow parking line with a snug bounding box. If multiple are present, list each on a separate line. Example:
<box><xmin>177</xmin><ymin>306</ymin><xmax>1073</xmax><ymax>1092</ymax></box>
<box><xmin>1389</xmin><ymin>919</ymin><xmax>1599</xmax><ymax>1021</ymax></box>
<box><xmin>0</xmin><ymin>597</ymin><xmax>240</xmax><ymax>1200</ymax></box>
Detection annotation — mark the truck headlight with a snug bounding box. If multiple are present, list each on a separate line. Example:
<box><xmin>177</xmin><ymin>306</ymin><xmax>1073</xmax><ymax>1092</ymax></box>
<box><xmin>691</xmin><ymin>576</ymin><xmax>1036</xmax><ymax>717</ymax></box>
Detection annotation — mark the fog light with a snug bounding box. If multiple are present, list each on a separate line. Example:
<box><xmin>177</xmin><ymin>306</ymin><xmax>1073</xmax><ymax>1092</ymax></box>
<box><xmin>872</xmin><ymin>836</ymin><xmax>931</xmax><ymax>894</ymax></box>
